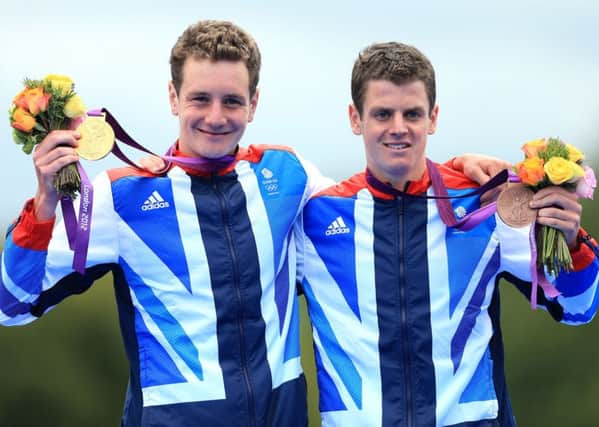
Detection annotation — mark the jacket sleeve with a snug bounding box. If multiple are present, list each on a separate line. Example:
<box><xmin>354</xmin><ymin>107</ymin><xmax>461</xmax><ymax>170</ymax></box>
<box><xmin>496</xmin><ymin>215</ymin><xmax>599</xmax><ymax>325</ymax></box>
<box><xmin>551</xmin><ymin>232</ymin><xmax>599</xmax><ymax>324</ymax></box>
<box><xmin>1</xmin><ymin>171</ymin><xmax>119</xmax><ymax>326</ymax></box>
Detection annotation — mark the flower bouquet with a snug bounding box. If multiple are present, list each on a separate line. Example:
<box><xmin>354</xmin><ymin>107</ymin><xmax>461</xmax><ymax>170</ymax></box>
<box><xmin>515</xmin><ymin>137</ymin><xmax>596</xmax><ymax>276</ymax></box>
<box><xmin>9</xmin><ymin>74</ymin><xmax>86</xmax><ymax>198</ymax></box>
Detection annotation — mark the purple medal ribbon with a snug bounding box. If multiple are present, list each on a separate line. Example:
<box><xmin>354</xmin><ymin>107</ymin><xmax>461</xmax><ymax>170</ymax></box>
<box><xmin>427</xmin><ymin>160</ymin><xmax>560</xmax><ymax>308</ymax></box>
<box><xmin>88</xmin><ymin>108</ymin><xmax>236</xmax><ymax>172</ymax></box>
<box><xmin>366</xmin><ymin>158</ymin><xmax>509</xmax><ymax>231</ymax></box>
<box><xmin>63</xmin><ymin>108</ymin><xmax>236</xmax><ymax>274</ymax></box>
<box><xmin>367</xmin><ymin>159</ymin><xmax>560</xmax><ymax>309</ymax></box>
<box><xmin>60</xmin><ymin>163</ymin><xmax>93</xmax><ymax>274</ymax></box>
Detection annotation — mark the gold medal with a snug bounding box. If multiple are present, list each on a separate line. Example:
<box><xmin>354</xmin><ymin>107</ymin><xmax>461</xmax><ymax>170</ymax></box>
<box><xmin>496</xmin><ymin>183</ymin><xmax>537</xmax><ymax>228</ymax></box>
<box><xmin>76</xmin><ymin>114</ymin><xmax>115</xmax><ymax>160</ymax></box>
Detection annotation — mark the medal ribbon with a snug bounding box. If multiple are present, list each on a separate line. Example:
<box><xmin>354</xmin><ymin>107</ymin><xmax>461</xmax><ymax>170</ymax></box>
<box><xmin>427</xmin><ymin>159</ymin><xmax>560</xmax><ymax>308</ymax></box>
<box><xmin>88</xmin><ymin>108</ymin><xmax>236</xmax><ymax>172</ymax></box>
<box><xmin>61</xmin><ymin>163</ymin><xmax>93</xmax><ymax>274</ymax></box>
<box><xmin>365</xmin><ymin>158</ymin><xmax>509</xmax><ymax>232</ymax></box>
<box><xmin>367</xmin><ymin>158</ymin><xmax>560</xmax><ymax>309</ymax></box>
<box><xmin>63</xmin><ymin>108</ymin><xmax>237</xmax><ymax>274</ymax></box>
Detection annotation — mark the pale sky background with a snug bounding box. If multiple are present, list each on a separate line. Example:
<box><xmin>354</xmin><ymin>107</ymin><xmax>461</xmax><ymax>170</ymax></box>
<box><xmin>1</xmin><ymin>1</ymin><xmax>598</xmax><ymax>226</ymax></box>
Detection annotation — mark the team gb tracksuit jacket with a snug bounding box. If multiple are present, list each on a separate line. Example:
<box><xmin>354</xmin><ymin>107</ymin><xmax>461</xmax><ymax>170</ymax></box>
<box><xmin>1</xmin><ymin>144</ymin><xmax>331</xmax><ymax>427</ymax></box>
<box><xmin>297</xmin><ymin>163</ymin><xmax>599</xmax><ymax>427</ymax></box>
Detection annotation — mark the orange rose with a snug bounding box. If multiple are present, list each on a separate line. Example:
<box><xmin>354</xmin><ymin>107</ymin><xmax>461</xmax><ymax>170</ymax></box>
<box><xmin>24</xmin><ymin>87</ymin><xmax>51</xmax><ymax>115</ymax></box>
<box><xmin>11</xmin><ymin>107</ymin><xmax>37</xmax><ymax>133</ymax></box>
<box><xmin>12</xmin><ymin>88</ymin><xmax>28</xmax><ymax>110</ymax></box>
<box><xmin>521</xmin><ymin>138</ymin><xmax>547</xmax><ymax>158</ymax></box>
<box><xmin>516</xmin><ymin>157</ymin><xmax>545</xmax><ymax>186</ymax></box>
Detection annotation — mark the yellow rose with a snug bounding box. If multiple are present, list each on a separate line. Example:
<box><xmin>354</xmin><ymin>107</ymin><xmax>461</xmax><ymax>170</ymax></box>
<box><xmin>566</xmin><ymin>143</ymin><xmax>585</xmax><ymax>163</ymax></box>
<box><xmin>44</xmin><ymin>74</ymin><xmax>74</xmax><ymax>95</ymax></box>
<box><xmin>516</xmin><ymin>157</ymin><xmax>545</xmax><ymax>186</ymax></box>
<box><xmin>544</xmin><ymin>157</ymin><xmax>579</xmax><ymax>185</ymax></box>
<box><xmin>521</xmin><ymin>138</ymin><xmax>547</xmax><ymax>158</ymax></box>
<box><xmin>64</xmin><ymin>95</ymin><xmax>87</xmax><ymax>118</ymax></box>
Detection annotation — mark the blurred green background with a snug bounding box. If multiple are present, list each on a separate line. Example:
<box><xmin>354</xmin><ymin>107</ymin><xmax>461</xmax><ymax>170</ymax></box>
<box><xmin>1</xmin><ymin>189</ymin><xmax>597</xmax><ymax>427</ymax></box>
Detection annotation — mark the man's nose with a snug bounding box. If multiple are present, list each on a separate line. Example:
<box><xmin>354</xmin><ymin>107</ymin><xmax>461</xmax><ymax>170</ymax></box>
<box><xmin>205</xmin><ymin>103</ymin><xmax>227</xmax><ymax>127</ymax></box>
<box><xmin>389</xmin><ymin>113</ymin><xmax>407</xmax><ymax>135</ymax></box>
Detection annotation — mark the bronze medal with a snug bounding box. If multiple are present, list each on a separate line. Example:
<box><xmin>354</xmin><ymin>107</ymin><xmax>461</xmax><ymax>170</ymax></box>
<box><xmin>496</xmin><ymin>183</ymin><xmax>536</xmax><ymax>228</ymax></box>
<box><xmin>76</xmin><ymin>115</ymin><xmax>115</xmax><ymax>160</ymax></box>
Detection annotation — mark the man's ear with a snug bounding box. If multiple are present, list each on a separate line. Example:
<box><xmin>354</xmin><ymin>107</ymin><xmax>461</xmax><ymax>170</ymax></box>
<box><xmin>168</xmin><ymin>81</ymin><xmax>179</xmax><ymax>116</ymax></box>
<box><xmin>248</xmin><ymin>88</ymin><xmax>260</xmax><ymax>123</ymax></box>
<box><xmin>349</xmin><ymin>103</ymin><xmax>362</xmax><ymax>135</ymax></box>
<box><xmin>428</xmin><ymin>104</ymin><xmax>439</xmax><ymax>135</ymax></box>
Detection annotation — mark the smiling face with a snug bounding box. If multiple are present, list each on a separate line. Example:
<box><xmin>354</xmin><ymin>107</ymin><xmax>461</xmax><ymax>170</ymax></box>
<box><xmin>349</xmin><ymin>79</ymin><xmax>438</xmax><ymax>189</ymax></box>
<box><xmin>168</xmin><ymin>57</ymin><xmax>259</xmax><ymax>158</ymax></box>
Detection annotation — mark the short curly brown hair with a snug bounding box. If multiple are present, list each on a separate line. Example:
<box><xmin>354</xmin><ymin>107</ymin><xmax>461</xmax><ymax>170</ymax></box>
<box><xmin>170</xmin><ymin>20</ymin><xmax>261</xmax><ymax>97</ymax></box>
<box><xmin>351</xmin><ymin>42</ymin><xmax>436</xmax><ymax>116</ymax></box>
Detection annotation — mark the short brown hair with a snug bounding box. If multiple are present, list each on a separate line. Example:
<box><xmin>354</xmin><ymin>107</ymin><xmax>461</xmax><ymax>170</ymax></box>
<box><xmin>351</xmin><ymin>42</ymin><xmax>436</xmax><ymax>115</ymax></box>
<box><xmin>170</xmin><ymin>20</ymin><xmax>261</xmax><ymax>97</ymax></box>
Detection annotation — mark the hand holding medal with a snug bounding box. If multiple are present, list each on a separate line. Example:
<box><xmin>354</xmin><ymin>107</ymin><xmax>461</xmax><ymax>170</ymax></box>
<box><xmin>10</xmin><ymin>84</ymin><xmax>230</xmax><ymax>274</ymax></box>
<box><xmin>9</xmin><ymin>75</ymin><xmax>116</xmax><ymax>275</ymax></box>
<box><xmin>510</xmin><ymin>137</ymin><xmax>596</xmax><ymax>276</ymax></box>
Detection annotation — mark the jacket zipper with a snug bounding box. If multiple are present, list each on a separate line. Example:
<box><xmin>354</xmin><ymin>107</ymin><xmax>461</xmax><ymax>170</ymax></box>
<box><xmin>397</xmin><ymin>196</ymin><xmax>413</xmax><ymax>427</ymax></box>
<box><xmin>213</xmin><ymin>176</ymin><xmax>257</xmax><ymax>427</ymax></box>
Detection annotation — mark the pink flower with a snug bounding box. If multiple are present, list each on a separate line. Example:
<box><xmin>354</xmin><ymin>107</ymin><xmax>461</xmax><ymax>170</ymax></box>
<box><xmin>576</xmin><ymin>165</ymin><xmax>597</xmax><ymax>199</ymax></box>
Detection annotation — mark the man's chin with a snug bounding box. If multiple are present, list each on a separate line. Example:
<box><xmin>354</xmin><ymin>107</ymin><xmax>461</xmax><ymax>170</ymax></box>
<box><xmin>198</xmin><ymin>146</ymin><xmax>238</xmax><ymax>159</ymax></box>
<box><xmin>186</xmin><ymin>140</ymin><xmax>236</xmax><ymax>158</ymax></box>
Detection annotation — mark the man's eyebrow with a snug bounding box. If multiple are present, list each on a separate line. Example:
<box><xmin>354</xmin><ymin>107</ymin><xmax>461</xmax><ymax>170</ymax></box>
<box><xmin>186</xmin><ymin>90</ymin><xmax>209</xmax><ymax>97</ymax></box>
<box><xmin>369</xmin><ymin>105</ymin><xmax>393</xmax><ymax>111</ymax></box>
<box><xmin>404</xmin><ymin>106</ymin><xmax>426</xmax><ymax>113</ymax></box>
<box><xmin>185</xmin><ymin>91</ymin><xmax>247</xmax><ymax>100</ymax></box>
<box><xmin>223</xmin><ymin>93</ymin><xmax>248</xmax><ymax>100</ymax></box>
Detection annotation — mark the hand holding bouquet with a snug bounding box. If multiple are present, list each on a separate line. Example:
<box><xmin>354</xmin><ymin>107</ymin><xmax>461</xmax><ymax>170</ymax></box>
<box><xmin>515</xmin><ymin>137</ymin><xmax>596</xmax><ymax>276</ymax></box>
<box><xmin>9</xmin><ymin>74</ymin><xmax>86</xmax><ymax>198</ymax></box>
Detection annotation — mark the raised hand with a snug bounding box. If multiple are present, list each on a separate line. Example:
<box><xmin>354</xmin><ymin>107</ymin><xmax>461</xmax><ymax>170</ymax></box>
<box><xmin>452</xmin><ymin>153</ymin><xmax>512</xmax><ymax>204</ymax></box>
<box><xmin>32</xmin><ymin>130</ymin><xmax>80</xmax><ymax>220</ymax></box>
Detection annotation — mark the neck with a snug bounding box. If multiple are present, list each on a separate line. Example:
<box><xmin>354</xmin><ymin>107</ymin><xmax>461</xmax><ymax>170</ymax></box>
<box><xmin>165</xmin><ymin>143</ymin><xmax>238</xmax><ymax>174</ymax></box>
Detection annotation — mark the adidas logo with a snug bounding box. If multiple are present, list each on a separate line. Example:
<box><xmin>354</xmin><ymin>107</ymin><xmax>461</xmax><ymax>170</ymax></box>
<box><xmin>325</xmin><ymin>216</ymin><xmax>350</xmax><ymax>236</ymax></box>
<box><xmin>141</xmin><ymin>190</ymin><xmax>170</xmax><ymax>211</ymax></box>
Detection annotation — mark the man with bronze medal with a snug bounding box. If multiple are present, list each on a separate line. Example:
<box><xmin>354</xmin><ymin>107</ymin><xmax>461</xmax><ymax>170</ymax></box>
<box><xmin>297</xmin><ymin>43</ymin><xmax>599</xmax><ymax>426</ymax></box>
<box><xmin>2</xmin><ymin>20</ymin><xmax>592</xmax><ymax>427</ymax></box>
